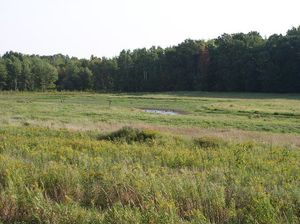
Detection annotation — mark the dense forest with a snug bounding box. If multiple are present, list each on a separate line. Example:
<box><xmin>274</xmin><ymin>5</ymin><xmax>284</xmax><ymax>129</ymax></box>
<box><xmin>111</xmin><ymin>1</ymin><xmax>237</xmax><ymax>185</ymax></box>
<box><xmin>0</xmin><ymin>26</ymin><xmax>299</xmax><ymax>93</ymax></box>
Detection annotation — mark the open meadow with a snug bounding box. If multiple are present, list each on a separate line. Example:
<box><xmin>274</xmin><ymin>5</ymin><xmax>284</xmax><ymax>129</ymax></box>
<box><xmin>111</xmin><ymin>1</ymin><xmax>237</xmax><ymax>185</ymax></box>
<box><xmin>0</xmin><ymin>92</ymin><xmax>300</xmax><ymax>223</ymax></box>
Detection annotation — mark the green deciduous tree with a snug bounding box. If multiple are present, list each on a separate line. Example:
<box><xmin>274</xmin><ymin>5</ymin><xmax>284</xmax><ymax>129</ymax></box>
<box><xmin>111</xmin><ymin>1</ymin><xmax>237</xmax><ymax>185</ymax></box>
<box><xmin>31</xmin><ymin>57</ymin><xmax>58</xmax><ymax>91</ymax></box>
<box><xmin>0</xmin><ymin>26</ymin><xmax>300</xmax><ymax>93</ymax></box>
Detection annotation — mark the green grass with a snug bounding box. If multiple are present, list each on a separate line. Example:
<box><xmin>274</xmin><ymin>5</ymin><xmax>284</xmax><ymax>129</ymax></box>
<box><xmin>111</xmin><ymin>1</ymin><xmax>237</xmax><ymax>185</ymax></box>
<box><xmin>0</xmin><ymin>91</ymin><xmax>300</xmax><ymax>223</ymax></box>
<box><xmin>1</xmin><ymin>91</ymin><xmax>300</xmax><ymax>134</ymax></box>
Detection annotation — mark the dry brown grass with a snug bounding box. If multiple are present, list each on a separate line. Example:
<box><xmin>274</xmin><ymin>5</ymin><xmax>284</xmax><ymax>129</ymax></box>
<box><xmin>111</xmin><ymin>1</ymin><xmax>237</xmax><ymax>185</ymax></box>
<box><xmin>133</xmin><ymin>124</ymin><xmax>300</xmax><ymax>147</ymax></box>
<box><xmin>7</xmin><ymin>118</ymin><xmax>300</xmax><ymax>147</ymax></box>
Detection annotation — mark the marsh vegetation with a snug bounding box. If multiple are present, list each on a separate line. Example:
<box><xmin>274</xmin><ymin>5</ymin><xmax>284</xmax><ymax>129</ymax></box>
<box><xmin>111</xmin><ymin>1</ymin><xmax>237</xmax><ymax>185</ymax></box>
<box><xmin>0</xmin><ymin>91</ymin><xmax>299</xmax><ymax>223</ymax></box>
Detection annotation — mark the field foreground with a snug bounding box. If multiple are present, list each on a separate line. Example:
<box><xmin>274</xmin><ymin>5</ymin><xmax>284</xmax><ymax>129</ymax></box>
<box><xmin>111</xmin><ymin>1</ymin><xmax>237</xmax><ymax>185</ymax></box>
<box><xmin>0</xmin><ymin>92</ymin><xmax>300</xmax><ymax>223</ymax></box>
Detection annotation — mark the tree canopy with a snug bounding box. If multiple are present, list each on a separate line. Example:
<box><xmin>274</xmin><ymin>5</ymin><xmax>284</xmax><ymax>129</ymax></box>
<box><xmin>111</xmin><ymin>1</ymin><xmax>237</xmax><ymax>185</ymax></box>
<box><xmin>0</xmin><ymin>26</ymin><xmax>300</xmax><ymax>92</ymax></box>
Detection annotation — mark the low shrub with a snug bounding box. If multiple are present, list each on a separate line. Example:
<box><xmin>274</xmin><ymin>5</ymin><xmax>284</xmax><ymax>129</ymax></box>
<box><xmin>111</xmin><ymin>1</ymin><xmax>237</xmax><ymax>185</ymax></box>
<box><xmin>98</xmin><ymin>127</ymin><xmax>159</xmax><ymax>144</ymax></box>
<box><xmin>193</xmin><ymin>136</ymin><xmax>225</xmax><ymax>149</ymax></box>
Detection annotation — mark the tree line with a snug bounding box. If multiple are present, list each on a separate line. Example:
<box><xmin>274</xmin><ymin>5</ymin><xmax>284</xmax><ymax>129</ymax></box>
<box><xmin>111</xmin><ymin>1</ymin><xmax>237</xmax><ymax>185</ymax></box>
<box><xmin>0</xmin><ymin>26</ymin><xmax>299</xmax><ymax>93</ymax></box>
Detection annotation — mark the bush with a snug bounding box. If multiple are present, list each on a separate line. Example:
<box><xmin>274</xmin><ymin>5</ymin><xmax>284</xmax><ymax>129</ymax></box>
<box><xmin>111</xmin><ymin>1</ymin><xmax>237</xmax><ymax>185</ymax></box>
<box><xmin>98</xmin><ymin>127</ymin><xmax>158</xmax><ymax>144</ymax></box>
<box><xmin>193</xmin><ymin>136</ymin><xmax>225</xmax><ymax>149</ymax></box>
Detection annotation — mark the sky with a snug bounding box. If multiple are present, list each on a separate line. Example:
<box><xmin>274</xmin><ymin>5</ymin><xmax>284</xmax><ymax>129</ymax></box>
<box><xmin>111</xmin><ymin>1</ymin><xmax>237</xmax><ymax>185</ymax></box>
<box><xmin>1</xmin><ymin>0</ymin><xmax>300</xmax><ymax>59</ymax></box>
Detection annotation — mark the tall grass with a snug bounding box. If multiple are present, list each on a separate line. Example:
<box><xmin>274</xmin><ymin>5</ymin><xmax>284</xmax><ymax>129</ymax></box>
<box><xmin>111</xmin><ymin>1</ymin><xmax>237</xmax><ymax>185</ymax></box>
<box><xmin>0</xmin><ymin>126</ymin><xmax>299</xmax><ymax>223</ymax></box>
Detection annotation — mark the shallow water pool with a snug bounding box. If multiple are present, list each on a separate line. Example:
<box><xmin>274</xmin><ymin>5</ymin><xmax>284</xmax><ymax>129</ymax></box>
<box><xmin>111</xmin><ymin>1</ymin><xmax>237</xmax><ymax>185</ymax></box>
<box><xmin>143</xmin><ymin>109</ymin><xmax>179</xmax><ymax>115</ymax></box>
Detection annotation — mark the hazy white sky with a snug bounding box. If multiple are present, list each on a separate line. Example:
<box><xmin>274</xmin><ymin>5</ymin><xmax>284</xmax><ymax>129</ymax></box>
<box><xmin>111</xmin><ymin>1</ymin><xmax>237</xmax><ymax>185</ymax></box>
<box><xmin>1</xmin><ymin>0</ymin><xmax>299</xmax><ymax>58</ymax></box>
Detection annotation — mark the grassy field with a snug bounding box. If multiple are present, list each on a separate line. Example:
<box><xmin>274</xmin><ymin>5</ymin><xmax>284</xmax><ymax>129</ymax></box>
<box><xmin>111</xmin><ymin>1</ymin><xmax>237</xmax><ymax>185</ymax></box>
<box><xmin>1</xmin><ymin>91</ymin><xmax>300</xmax><ymax>137</ymax></box>
<box><xmin>0</xmin><ymin>92</ymin><xmax>300</xmax><ymax>223</ymax></box>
